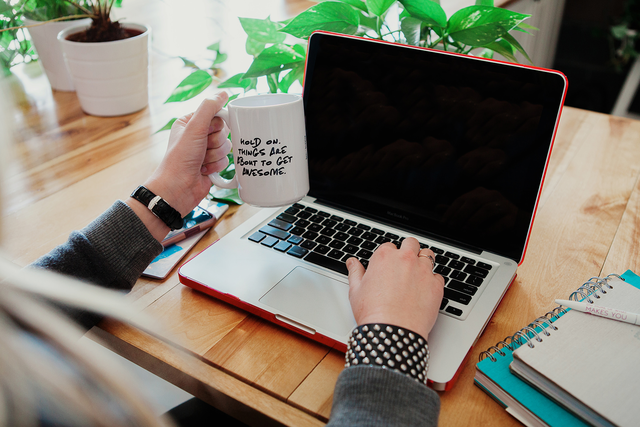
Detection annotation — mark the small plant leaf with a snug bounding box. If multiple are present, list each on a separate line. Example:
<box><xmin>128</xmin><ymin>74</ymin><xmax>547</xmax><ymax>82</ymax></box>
<box><xmin>501</xmin><ymin>31</ymin><xmax>531</xmax><ymax>63</ymax></box>
<box><xmin>210</xmin><ymin>187</ymin><xmax>243</xmax><ymax>205</ymax></box>
<box><xmin>335</xmin><ymin>0</ymin><xmax>368</xmax><ymax>12</ymax></box>
<box><xmin>280</xmin><ymin>2</ymin><xmax>360</xmax><ymax>39</ymax></box>
<box><xmin>155</xmin><ymin>117</ymin><xmax>177</xmax><ymax>134</ymax></box>
<box><xmin>517</xmin><ymin>22</ymin><xmax>538</xmax><ymax>32</ymax></box>
<box><xmin>400</xmin><ymin>16</ymin><xmax>422</xmax><ymax>45</ymax></box>
<box><xmin>246</xmin><ymin>37</ymin><xmax>266</xmax><ymax>56</ymax></box>
<box><xmin>239</xmin><ymin>17</ymin><xmax>286</xmax><ymax>44</ymax></box>
<box><xmin>475</xmin><ymin>0</ymin><xmax>494</xmax><ymax>5</ymax></box>
<box><xmin>448</xmin><ymin>6</ymin><xmax>530</xmax><ymax>47</ymax></box>
<box><xmin>164</xmin><ymin>70</ymin><xmax>213</xmax><ymax>103</ymax></box>
<box><xmin>267</xmin><ymin>73</ymin><xmax>279</xmax><ymax>93</ymax></box>
<box><xmin>180</xmin><ymin>56</ymin><xmax>198</xmax><ymax>68</ymax></box>
<box><xmin>359</xmin><ymin>14</ymin><xmax>379</xmax><ymax>32</ymax></box>
<box><xmin>482</xmin><ymin>39</ymin><xmax>517</xmax><ymax>63</ymax></box>
<box><xmin>218</xmin><ymin>73</ymin><xmax>254</xmax><ymax>90</ymax></box>
<box><xmin>478</xmin><ymin>48</ymin><xmax>494</xmax><ymax>59</ymax></box>
<box><xmin>398</xmin><ymin>0</ymin><xmax>447</xmax><ymax>28</ymax></box>
<box><xmin>243</xmin><ymin>44</ymin><xmax>305</xmax><ymax>78</ymax></box>
<box><xmin>279</xmin><ymin>65</ymin><xmax>304</xmax><ymax>93</ymax></box>
<box><xmin>367</xmin><ymin>0</ymin><xmax>396</xmax><ymax>17</ymax></box>
<box><xmin>212</xmin><ymin>52</ymin><xmax>228</xmax><ymax>66</ymax></box>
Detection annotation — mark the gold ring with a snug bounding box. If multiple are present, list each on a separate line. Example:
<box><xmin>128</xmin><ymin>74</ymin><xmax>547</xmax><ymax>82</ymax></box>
<box><xmin>418</xmin><ymin>253</ymin><xmax>436</xmax><ymax>270</ymax></box>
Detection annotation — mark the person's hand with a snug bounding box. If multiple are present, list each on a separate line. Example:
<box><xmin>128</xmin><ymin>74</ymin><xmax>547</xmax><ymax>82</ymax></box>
<box><xmin>346</xmin><ymin>238</ymin><xmax>445</xmax><ymax>340</ymax></box>
<box><xmin>144</xmin><ymin>92</ymin><xmax>231</xmax><ymax>217</ymax></box>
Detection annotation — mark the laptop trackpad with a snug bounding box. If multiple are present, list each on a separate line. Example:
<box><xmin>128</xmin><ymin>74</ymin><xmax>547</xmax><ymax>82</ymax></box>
<box><xmin>259</xmin><ymin>267</ymin><xmax>356</xmax><ymax>337</ymax></box>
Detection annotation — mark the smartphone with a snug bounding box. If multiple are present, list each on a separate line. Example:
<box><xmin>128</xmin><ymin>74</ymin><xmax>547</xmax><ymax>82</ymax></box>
<box><xmin>161</xmin><ymin>206</ymin><xmax>216</xmax><ymax>247</ymax></box>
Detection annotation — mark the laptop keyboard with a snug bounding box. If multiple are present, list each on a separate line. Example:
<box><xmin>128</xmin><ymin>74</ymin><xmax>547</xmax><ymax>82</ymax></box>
<box><xmin>247</xmin><ymin>203</ymin><xmax>494</xmax><ymax>319</ymax></box>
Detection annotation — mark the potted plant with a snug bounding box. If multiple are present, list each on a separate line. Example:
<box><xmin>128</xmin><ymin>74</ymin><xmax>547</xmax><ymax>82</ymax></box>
<box><xmin>56</xmin><ymin>0</ymin><xmax>150</xmax><ymax>116</ymax></box>
<box><xmin>1</xmin><ymin>0</ymin><xmax>147</xmax><ymax>116</ymax></box>
<box><xmin>20</xmin><ymin>0</ymin><xmax>92</xmax><ymax>91</ymax></box>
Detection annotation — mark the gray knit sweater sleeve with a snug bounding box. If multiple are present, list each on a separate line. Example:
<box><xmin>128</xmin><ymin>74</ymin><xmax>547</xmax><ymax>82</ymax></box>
<box><xmin>328</xmin><ymin>366</ymin><xmax>440</xmax><ymax>426</ymax></box>
<box><xmin>30</xmin><ymin>200</ymin><xmax>163</xmax><ymax>328</ymax></box>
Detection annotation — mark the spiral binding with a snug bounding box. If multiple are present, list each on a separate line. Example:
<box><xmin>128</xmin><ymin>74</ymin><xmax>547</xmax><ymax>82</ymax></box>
<box><xmin>479</xmin><ymin>274</ymin><xmax>623</xmax><ymax>362</ymax></box>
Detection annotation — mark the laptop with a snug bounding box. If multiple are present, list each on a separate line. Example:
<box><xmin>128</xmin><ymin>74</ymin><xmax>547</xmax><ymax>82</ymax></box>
<box><xmin>179</xmin><ymin>32</ymin><xmax>567</xmax><ymax>390</ymax></box>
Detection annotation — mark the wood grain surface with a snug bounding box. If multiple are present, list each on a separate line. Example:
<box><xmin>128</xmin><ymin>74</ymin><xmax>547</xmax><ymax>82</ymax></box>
<box><xmin>3</xmin><ymin>1</ymin><xmax>640</xmax><ymax>426</ymax></box>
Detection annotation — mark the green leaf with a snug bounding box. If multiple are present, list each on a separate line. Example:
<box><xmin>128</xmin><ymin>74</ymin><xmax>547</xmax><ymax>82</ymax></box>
<box><xmin>218</xmin><ymin>73</ymin><xmax>254</xmax><ymax>90</ymax></box>
<box><xmin>0</xmin><ymin>2</ymin><xmax>12</xmax><ymax>15</ymax></box>
<box><xmin>243</xmin><ymin>44</ymin><xmax>305</xmax><ymax>78</ymax></box>
<box><xmin>515</xmin><ymin>22</ymin><xmax>538</xmax><ymax>34</ymax></box>
<box><xmin>517</xmin><ymin>22</ymin><xmax>538</xmax><ymax>31</ymax></box>
<box><xmin>279</xmin><ymin>65</ymin><xmax>304</xmax><ymax>93</ymax></box>
<box><xmin>501</xmin><ymin>31</ymin><xmax>531</xmax><ymax>63</ymax></box>
<box><xmin>210</xmin><ymin>187</ymin><xmax>243</xmax><ymax>205</ymax></box>
<box><xmin>475</xmin><ymin>0</ymin><xmax>493</xmax><ymax>5</ymax></box>
<box><xmin>212</xmin><ymin>52</ymin><xmax>228</xmax><ymax>66</ymax></box>
<box><xmin>398</xmin><ymin>0</ymin><xmax>447</xmax><ymax>28</ymax></box>
<box><xmin>164</xmin><ymin>70</ymin><xmax>213</xmax><ymax>103</ymax></box>
<box><xmin>482</xmin><ymin>39</ymin><xmax>517</xmax><ymax>63</ymax></box>
<box><xmin>154</xmin><ymin>117</ymin><xmax>177</xmax><ymax>134</ymax></box>
<box><xmin>293</xmin><ymin>43</ymin><xmax>307</xmax><ymax>57</ymax></box>
<box><xmin>246</xmin><ymin>37</ymin><xmax>266</xmax><ymax>56</ymax></box>
<box><xmin>367</xmin><ymin>0</ymin><xmax>396</xmax><ymax>17</ymax></box>
<box><xmin>219</xmin><ymin>156</ymin><xmax>236</xmax><ymax>179</ymax></box>
<box><xmin>207</xmin><ymin>41</ymin><xmax>221</xmax><ymax>52</ymax></box>
<box><xmin>478</xmin><ymin>48</ymin><xmax>494</xmax><ymax>59</ymax></box>
<box><xmin>267</xmin><ymin>73</ymin><xmax>279</xmax><ymax>93</ymax></box>
<box><xmin>359</xmin><ymin>13</ymin><xmax>379</xmax><ymax>32</ymax></box>
<box><xmin>280</xmin><ymin>2</ymin><xmax>360</xmax><ymax>39</ymax></box>
<box><xmin>611</xmin><ymin>24</ymin><xmax>628</xmax><ymax>40</ymax></box>
<box><xmin>448</xmin><ymin>6</ymin><xmax>530</xmax><ymax>47</ymax></box>
<box><xmin>400</xmin><ymin>16</ymin><xmax>422</xmax><ymax>45</ymax></box>
<box><xmin>239</xmin><ymin>17</ymin><xmax>286</xmax><ymax>44</ymax></box>
<box><xmin>335</xmin><ymin>0</ymin><xmax>368</xmax><ymax>12</ymax></box>
<box><xmin>179</xmin><ymin>56</ymin><xmax>198</xmax><ymax>68</ymax></box>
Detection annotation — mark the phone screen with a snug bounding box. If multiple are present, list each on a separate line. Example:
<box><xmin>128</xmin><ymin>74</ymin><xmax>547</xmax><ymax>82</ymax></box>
<box><xmin>163</xmin><ymin>207</ymin><xmax>213</xmax><ymax>241</ymax></box>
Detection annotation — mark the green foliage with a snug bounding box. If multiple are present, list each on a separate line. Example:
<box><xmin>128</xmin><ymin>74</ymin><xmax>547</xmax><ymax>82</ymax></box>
<box><xmin>22</xmin><ymin>0</ymin><xmax>86</xmax><ymax>21</ymax></box>
<box><xmin>161</xmin><ymin>0</ymin><xmax>537</xmax><ymax>201</ymax></box>
<box><xmin>0</xmin><ymin>1</ymin><xmax>37</xmax><ymax>70</ymax></box>
<box><xmin>213</xmin><ymin>0</ymin><xmax>534</xmax><ymax>96</ymax></box>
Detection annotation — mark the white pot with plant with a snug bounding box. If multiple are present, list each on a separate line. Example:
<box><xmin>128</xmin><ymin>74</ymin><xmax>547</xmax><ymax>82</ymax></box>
<box><xmin>23</xmin><ymin>17</ymin><xmax>92</xmax><ymax>91</ymax></box>
<box><xmin>56</xmin><ymin>0</ymin><xmax>150</xmax><ymax>116</ymax></box>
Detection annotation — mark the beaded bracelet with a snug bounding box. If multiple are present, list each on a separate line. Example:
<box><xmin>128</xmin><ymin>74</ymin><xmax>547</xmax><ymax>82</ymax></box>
<box><xmin>345</xmin><ymin>323</ymin><xmax>430</xmax><ymax>385</ymax></box>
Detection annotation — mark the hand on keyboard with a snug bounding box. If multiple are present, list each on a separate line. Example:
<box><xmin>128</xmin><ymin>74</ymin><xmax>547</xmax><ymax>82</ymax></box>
<box><xmin>345</xmin><ymin>238</ymin><xmax>445</xmax><ymax>340</ymax></box>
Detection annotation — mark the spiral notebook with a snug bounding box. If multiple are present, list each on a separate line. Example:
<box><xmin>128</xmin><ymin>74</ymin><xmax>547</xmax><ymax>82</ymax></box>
<box><xmin>475</xmin><ymin>270</ymin><xmax>640</xmax><ymax>427</ymax></box>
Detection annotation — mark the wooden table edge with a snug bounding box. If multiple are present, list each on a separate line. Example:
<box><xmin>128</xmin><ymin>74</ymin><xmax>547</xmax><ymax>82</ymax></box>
<box><xmin>90</xmin><ymin>322</ymin><xmax>326</xmax><ymax>427</ymax></box>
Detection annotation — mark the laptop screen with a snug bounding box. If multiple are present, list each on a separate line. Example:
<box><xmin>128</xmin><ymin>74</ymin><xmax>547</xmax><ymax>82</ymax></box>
<box><xmin>303</xmin><ymin>32</ymin><xmax>566</xmax><ymax>263</ymax></box>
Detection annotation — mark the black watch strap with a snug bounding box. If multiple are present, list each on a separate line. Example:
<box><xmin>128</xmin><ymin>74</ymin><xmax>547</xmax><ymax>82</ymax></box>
<box><xmin>130</xmin><ymin>185</ymin><xmax>184</xmax><ymax>230</ymax></box>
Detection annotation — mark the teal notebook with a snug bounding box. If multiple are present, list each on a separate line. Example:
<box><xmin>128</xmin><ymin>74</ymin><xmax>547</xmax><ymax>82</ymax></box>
<box><xmin>474</xmin><ymin>270</ymin><xmax>640</xmax><ymax>427</ymax></box>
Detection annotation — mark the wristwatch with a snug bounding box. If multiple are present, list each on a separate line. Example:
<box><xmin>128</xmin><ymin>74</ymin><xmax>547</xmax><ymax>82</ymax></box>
<box><xmin>130</xmin><ymin>185</ymin><xmax>184</xmax><ymax>230</ymax></box>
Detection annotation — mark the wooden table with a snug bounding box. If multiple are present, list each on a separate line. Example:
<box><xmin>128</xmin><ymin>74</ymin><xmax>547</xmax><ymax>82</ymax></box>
<box><xmin>4</xmin><ymin>0</ymin><xmax>640</xmax><ymax>425</ymax></box>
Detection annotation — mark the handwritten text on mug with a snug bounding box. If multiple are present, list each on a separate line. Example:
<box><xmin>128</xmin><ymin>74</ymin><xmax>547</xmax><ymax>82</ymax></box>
<box><xmin>237</xmin><ymin>137</ymin><xmax>294</xmax><ymax>177</ymax></box>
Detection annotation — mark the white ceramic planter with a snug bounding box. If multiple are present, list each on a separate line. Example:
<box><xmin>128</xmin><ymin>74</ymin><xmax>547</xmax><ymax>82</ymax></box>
<box><xmin>23</xmin><ymin>17</ymin><xmax>92</xmax><ymax>91</ymax></box>
<box><xmin>58</xmin><ymin>23</ymin><xmax>150</xmax><ymax>116</ymax></box>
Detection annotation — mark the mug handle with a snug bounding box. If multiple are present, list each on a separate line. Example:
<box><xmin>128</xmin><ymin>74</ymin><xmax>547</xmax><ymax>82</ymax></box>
<box><xmin>208</xmin><ymin>108</ymin><xmax>238</xmax><ymax>189</ymax></box>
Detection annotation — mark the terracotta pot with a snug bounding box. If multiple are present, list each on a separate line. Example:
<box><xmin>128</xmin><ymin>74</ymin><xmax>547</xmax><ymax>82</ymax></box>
<box><xmin>23</xmin><ymin>17</ymin><xmax>92</xmax><ymax>91</ymax></box>
<box><xmin>57</xmin><ymin>23</ymin><xmax>150</xmax><ymax>116</ymax></box>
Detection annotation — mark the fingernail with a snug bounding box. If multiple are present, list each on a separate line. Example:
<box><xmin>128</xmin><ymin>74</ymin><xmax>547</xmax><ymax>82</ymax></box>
<box><xmin>208</xmin><ymin>126</ymin><xmax>215</xmax><ymax>134</ymax></box>
<box><xmin>201</xmin><ymin>165</ymin><xmax>207</xmax><ymax>173</ymax></box>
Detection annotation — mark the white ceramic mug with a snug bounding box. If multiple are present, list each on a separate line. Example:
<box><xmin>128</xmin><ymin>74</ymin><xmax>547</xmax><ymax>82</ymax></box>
<box><xmin>209</xmin><ymin>94</ymin><xmax>309</xmax><ymax>207</ymax></box>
